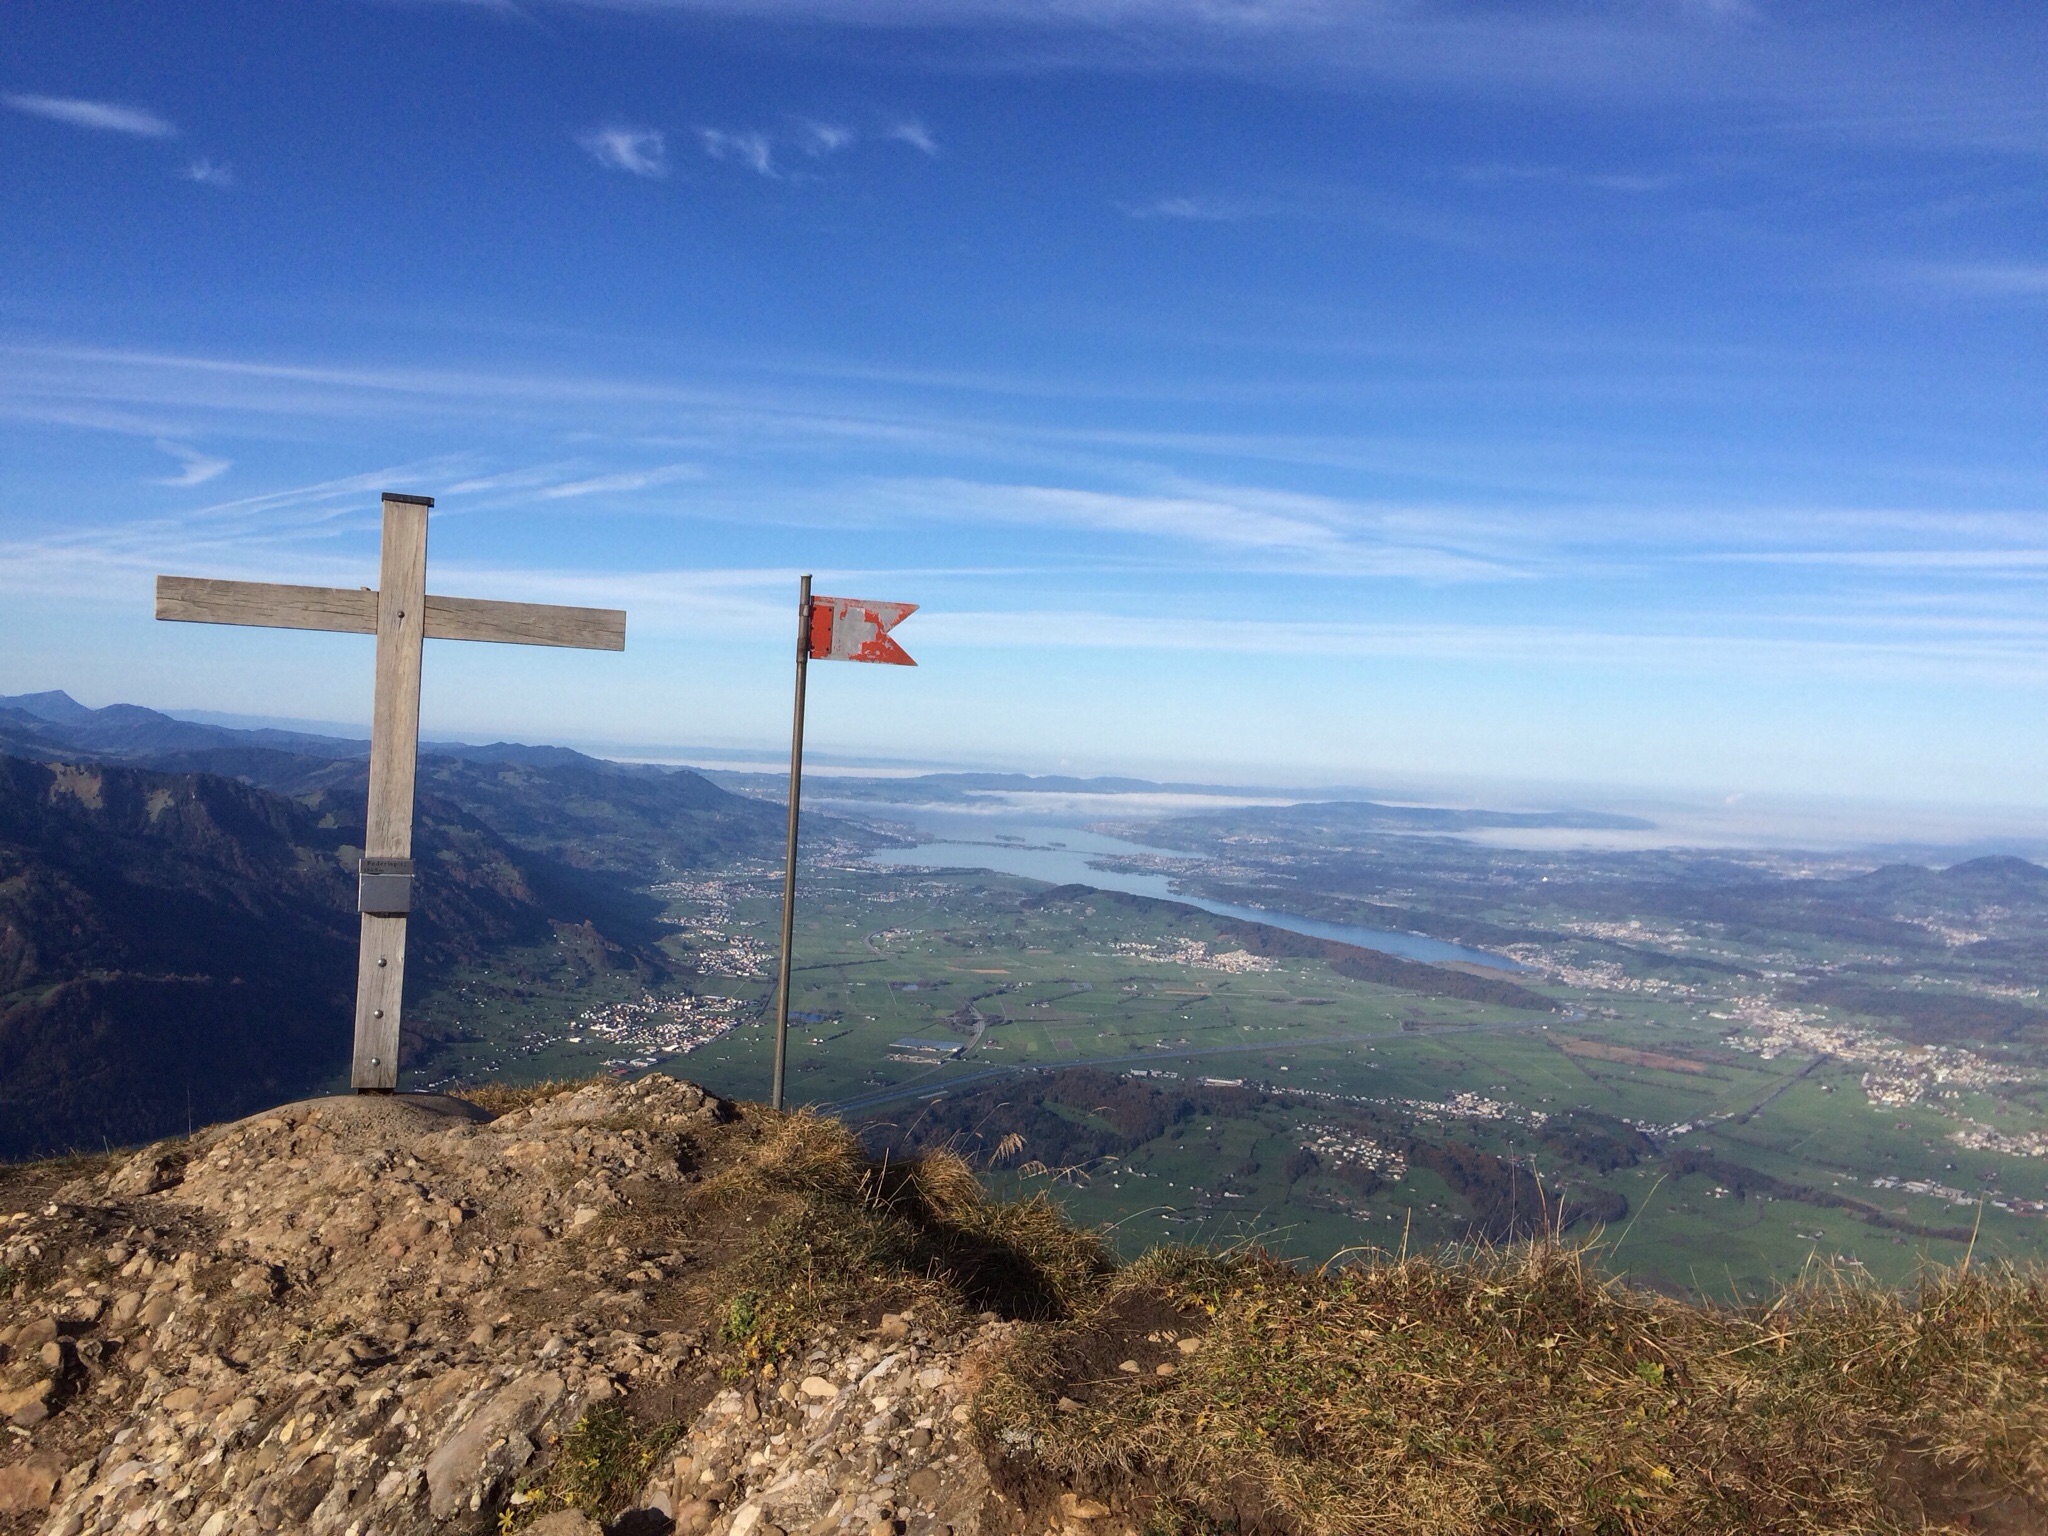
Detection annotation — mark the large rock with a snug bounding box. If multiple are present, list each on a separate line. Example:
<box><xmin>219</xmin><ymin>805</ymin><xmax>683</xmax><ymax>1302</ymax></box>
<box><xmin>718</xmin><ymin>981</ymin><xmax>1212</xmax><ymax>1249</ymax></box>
<box><xmin>423</xmin><ymin>1371</ymin><xmax>566</xmax><ymax>1518</ymax></box>
<box><xmin>106</xmin><ymin>1142</ymin><xmax>186</xmax><ymax>1197</ymax></box>
<box><xmin>0</xmin><ymin>1453</ymin><xmax>65</xmax><ymax>1514</ymax></box>
<box><xmin>0</xmin><ymin>1378</ymin><xmax>54</xmax><ymax>1427</ymax></box>
<box><xmin>262</xmin><ymin>1090</ymin><xmax>493</xmax><ymax>1140</ymax></box>
<box><xmin>0</xmin><ymin>1076</ymin><xmax>1021</xmax><ymax>1536</ymax></box>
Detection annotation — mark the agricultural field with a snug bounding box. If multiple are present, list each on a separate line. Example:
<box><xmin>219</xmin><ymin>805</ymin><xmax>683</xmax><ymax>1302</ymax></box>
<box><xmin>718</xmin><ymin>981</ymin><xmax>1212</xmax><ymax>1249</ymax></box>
<box><xmin>417</xmin><ymin>834</ymin><xmax>2048</xmax><ymax>1300</ymax></box>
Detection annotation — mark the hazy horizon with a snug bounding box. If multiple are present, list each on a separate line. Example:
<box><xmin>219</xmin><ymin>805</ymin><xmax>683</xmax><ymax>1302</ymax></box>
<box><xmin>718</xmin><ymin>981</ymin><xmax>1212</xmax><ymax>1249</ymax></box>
<box><xmin>10</xmin><ymin>684</ymin><xmax>2048</xmax><ymax>859</ymax></box>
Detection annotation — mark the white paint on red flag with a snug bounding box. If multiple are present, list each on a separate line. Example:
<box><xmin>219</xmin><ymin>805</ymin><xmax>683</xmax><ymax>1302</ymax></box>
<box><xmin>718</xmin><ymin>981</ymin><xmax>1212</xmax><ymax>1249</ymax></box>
<box><xmin>808</xmin><ymin>595</ymin><xmax>917</xmax><ymax>666</ymax></box>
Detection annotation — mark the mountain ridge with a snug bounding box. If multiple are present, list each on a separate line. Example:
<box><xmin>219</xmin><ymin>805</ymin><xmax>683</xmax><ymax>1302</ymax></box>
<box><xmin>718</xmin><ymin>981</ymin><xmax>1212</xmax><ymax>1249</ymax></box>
<box><xmin>0</xmin><ymin>752</ymin><xmax>662</xmax><ymax>1158</ymax></box>
<box><xmin>0</xmin><ymin>697</ymin><xmax>803</xmax><ymax>1159</ymax></box>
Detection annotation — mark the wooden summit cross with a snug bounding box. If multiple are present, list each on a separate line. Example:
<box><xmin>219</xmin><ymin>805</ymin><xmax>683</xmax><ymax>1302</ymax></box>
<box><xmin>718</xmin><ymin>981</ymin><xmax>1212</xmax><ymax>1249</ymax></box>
<box><xmin>155</xmin><ymin>491</ymin><xmax>626</xmax><ymax>1093</ymax></box>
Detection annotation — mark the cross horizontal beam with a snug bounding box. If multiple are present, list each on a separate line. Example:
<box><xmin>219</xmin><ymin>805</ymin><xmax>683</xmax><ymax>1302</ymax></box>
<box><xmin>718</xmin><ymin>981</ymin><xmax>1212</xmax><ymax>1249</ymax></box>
<box><xmin>155</xmin><ymin>575</ymin><xmax>626</xmax><ymax>651</ymax></box>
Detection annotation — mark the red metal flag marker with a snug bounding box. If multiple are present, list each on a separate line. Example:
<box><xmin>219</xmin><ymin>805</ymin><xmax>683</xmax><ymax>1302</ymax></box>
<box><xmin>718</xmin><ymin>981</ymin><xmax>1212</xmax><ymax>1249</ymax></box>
<box><xmin>771</xmin><ymin>577</ymin><xmax>918</xmax><ymax>1109</ymax></box>
<box><xmin>808</xmin><ymin>595</ymin><xmax>918</xmax><ymax>666</ymax></box>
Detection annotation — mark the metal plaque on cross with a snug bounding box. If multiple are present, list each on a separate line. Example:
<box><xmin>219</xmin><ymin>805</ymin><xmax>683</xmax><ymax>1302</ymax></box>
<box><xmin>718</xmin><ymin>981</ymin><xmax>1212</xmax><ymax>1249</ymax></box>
<box><xmin>154</xmin><ymin>491</ymin><xmax>627</xmax><ymax>1093</ymax></box>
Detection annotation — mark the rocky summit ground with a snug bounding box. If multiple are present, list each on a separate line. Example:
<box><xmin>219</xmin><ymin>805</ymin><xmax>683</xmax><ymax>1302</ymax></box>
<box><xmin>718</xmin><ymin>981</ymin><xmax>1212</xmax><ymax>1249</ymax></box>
<box><xmin>0</xmin><ymin>1078</ymin><xmax>1085</xmax><ymax>1536</ymax></box>
<box><xmin>3</xmin><ymin>1076</ymin><xmax>2046</xmax><ymax>1536</ymax></box>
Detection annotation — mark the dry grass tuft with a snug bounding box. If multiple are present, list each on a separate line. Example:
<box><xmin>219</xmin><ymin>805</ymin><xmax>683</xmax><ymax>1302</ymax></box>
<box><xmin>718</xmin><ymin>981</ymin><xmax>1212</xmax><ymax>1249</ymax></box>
<box><xmin>979</xmin><ymin>1242</ymin><xmax>2048</xmax><ymax>1535</ymax></box>
<box><xmin>719</xmin><ymin>1108</ymin><xmax>870</xmax><ymax>1202</ymax></box>
<box><xmin>888</xmin><ymin>1145</ymin><xmax>987</xmax><ymax>1220</ymax></box>
<box><xmin>720</xmin><ymin>1112</ymin><xmax>992</xmax><ymax>1221</ymax></box>
<box><xmin>705</xmin><ymin>1107</ymin><xmax>1114</xmax><ymax>1370</ymax></box>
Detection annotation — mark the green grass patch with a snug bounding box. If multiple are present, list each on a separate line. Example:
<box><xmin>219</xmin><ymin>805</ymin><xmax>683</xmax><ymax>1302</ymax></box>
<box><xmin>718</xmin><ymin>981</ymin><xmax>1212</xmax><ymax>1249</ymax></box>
<box><xmin>504</xmin><ymin>1404</ymin><xmax>680</xmax><ymax>1530</ymax></box>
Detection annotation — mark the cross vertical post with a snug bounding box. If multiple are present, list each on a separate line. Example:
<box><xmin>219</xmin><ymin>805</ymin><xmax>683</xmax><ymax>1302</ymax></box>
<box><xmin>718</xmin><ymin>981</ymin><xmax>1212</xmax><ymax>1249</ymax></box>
<box><xmin>770</xmin><ymin>573</ymin><xmax>812</xmax><ymax>1112</ymax></box>
<box><xmin>154</xmin><ymin>488</ymin><xmax>627</xmax><ymax>1095</ymax></box>
<box><xmin>350</xmin><ymin>494</ymin><xmax>430</xmax><ymax>1091</ymax></box>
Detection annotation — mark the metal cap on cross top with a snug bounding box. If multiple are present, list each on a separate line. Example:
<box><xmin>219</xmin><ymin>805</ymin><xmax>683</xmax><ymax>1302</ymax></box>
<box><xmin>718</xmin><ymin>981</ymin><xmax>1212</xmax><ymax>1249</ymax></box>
<box><xmin>153</xmin><ymin>491</ymin><xmax>628</xmax><ymax>1094</ymax></box>
<box><xmin>771</xmin><ymin>576</ymin><xmax>918</xmax><ymax>1110</ymax></box>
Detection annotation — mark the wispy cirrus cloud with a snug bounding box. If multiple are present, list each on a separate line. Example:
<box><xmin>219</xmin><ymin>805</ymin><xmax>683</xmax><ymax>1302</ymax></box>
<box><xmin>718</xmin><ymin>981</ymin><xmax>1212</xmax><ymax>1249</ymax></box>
<box><xmin>440</xmin><ymin>2</ymin><xmax>2048</xmax><ymax>157</ymax></box>
<box><xmin>578</xmin><ymin>124</ymin><xmax>667</xmax><ymax>177</ymax></box>
<box><xmin>181</xmin><ymin>158</ymin><xmax>234</xmax><ymax>188</ymax></box>
<box><xmin>3</xmin><ymin>93</ymin><xmax>178</xmax><ymax>138</ymax></box>
<box><xmin>442</xmin><ymin>465</ymin><xmax>581</xmax><ymax>497</ymax></box>
<box><xmin>798</xmin><ymin>119</ymin><xmax>855</xmax><ymax>155</ymax></box>
<box><xmin>12</xmin><ymin>434</ymin><xmax>2048</xmax><ymax>711</ymax></box>
<box><xmin>700</xmin><ymin>116</ymin><xmax>932</xmax><ymax>177</ymax></box>
<box><xmin>153</xmin><ymin>440</ymin><xmax>231</xmax><ymax>487</ymax></box>
<box><xmin>538</xmin><ymin>464</ymin><xmax>702</xmax><ymax>498</ymax></box>
<box><xmin>1119</xmin><ymin>194</ymin><xmax>1259</xmax><ymax>221</ymax></box>
<box><xmin>12</xmin><ymin>515</ymin><xmax>2047</xmax><ymax>686</ymax></box>
<box><xmin>0</xmin><ymin>460</ymin><xmax>476</xmax><ymax>599</ymax></box>
<box><xmin>6</xmin><ymin>335</ymin><xmax>2044</xmax><ymax>587</ymax></box>
<box><xmin>1458</xmin><ymin>163</ymin><xmax>1674</xmax><ymax>194</ymax></box>
<box><xmin>876</xmin><ymin>477</ymin><xmax>1523</xmax><ymax>579</ymax></box>
<box><xmin>886</xmin><ymin>119</ymin><xmax>937</xmax><ymax>155</ymax></box>
<box><xmin>1</xmin><ymin>339</ymin><xmax>2038</xmax><ymax>563</ymax></box>
<box><xmin>1702</xmin><ymin>547</ymin><xmax>2048</xmax><ymax>574</ymax></box>
<box><xmin>1905</xmin><ymin>261</ymin><xmax>2048</xmax><ymax>298</ymax></box>
<box><xmin>699</xmin><ymin>126</ymin><xmax>777</xmax><ymax>176</ymax></box>
<box><xmin>909</xmin><ymin>607</ymin><xmax>2048</xmax><ymax>685</ymax></box>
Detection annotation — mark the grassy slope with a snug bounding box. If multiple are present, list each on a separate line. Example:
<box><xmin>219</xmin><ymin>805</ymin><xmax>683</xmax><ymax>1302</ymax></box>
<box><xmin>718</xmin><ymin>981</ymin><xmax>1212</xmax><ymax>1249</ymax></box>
<box><xmin>753</xmin><ymin>1123</ymin><xmax>2048</xmax><ymax>1535</ymax></box>
<box><xmin>465</xmin><ymin>1083</ymin><xmax>2048</xmax><ymax>1536</ymax></box>
<box><xmin>981</xmin><ymin>1246</ymin><xmax>2048</xmax><ymax>1535</ymax></box>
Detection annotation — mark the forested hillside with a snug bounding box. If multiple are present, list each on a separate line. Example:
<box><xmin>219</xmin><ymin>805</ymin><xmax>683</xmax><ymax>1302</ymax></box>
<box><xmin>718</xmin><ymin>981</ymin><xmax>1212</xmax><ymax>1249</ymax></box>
<box><xmin>0</xmin><ymin>754</ymin><xmax>607</xmax><ymax>1156</ymax></box>
<box><xmin>0</xmin><ymin>695</ymin><xmax>799</xmax><ymax>1157</ymax></box>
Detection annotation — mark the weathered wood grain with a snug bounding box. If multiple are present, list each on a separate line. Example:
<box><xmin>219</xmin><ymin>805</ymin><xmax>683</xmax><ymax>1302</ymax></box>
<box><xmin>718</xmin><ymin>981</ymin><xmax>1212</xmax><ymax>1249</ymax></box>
<box><xmin>155</xmin><ymin>576</ymin><xmax>377</xmax><ymax>633</ymax></box>
<box><xmin>155</xmin><ymin>577</ymin><xmax>624</xmax><ymax>650</ymax></box>
<box><xmin>349</xmin><ymin>497</ymin><xmax>429</xmax><ymax>1089</ymax></box>
<box><xmin>365</xmin><ymin>497</ymin><xmax>427</xmax><ymax>861</ymax></box>
<box><xmin>350</xmin><ymin>913</ymin><xmax>407</xmax><ymax>1092</ymax></box>
<box><xmin>424</xmin><ymin>594</ymin><xmax>625</xmax><ymax>650</ymax></box>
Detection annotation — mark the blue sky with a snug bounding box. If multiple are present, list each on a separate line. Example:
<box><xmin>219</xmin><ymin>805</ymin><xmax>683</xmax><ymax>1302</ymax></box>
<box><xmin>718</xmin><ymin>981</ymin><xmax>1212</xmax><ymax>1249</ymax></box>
<box><xmin>2</xmin><ymin>1</ymin><xmax>2044</xmax><ymax>809</ymax></box>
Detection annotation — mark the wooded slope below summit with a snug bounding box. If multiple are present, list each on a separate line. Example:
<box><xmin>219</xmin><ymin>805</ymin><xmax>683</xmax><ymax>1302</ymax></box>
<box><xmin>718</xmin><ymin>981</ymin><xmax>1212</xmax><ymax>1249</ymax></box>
<box><xmin>0</xmin><ymin>697</ymin><xmax>800</xmax><ymax>1159</ymax></box>
<box><xmin>0</xmin><ymin>754</ymin><xmax>578</xmax><ymax>1158</ymax></box>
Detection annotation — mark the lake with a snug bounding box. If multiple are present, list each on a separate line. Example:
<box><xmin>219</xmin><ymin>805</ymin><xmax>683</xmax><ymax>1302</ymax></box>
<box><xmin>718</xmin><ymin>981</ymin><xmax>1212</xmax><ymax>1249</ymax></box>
<box><xmin>851</xmin><ymin>802</ymin><xmax>1524</xmax><ymax>971</ymax></box>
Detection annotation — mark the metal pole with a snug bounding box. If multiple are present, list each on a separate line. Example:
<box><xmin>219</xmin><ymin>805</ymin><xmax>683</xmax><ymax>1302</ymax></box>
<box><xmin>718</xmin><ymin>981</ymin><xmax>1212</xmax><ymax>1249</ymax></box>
<box><xmin>771</xmin><ymin>574</ymin><xmax>812</xmax><ymax>1112</ymax></box>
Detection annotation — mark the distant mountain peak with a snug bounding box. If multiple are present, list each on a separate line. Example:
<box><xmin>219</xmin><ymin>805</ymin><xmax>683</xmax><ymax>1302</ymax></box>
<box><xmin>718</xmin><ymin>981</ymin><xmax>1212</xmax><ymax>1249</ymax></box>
<box><xmin>0</xmin><ymin>688</ymin><xmax>94</xmax><ymax>724</ymax></box>
<box><xmin>1942</xmin><ymin>854</ymin><xmax>2048</xmax><ymax>884</ymax></box>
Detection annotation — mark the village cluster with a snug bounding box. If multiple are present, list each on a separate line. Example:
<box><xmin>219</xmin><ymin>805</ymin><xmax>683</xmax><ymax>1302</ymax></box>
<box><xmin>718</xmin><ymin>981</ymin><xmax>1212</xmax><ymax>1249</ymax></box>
<box><xmin>651</xmin><ymin>875</ymin><xmax>776</xmax><ymax>977</ymax></box>
<box><xmin>565</xmin><ymin>990</ymin><xmax>749</xmax><ymax>1070</ymax></box>
<box><xmin>1510</xmin><ymin>916</ymin><xmax>1761</xmax><ymax>996</ymax></box>
<box><xmin>1299</xmin><ymin>1122</ymin><xmax>1409</xmax><ymax>1178</ymax></box>
<box><xmin>1513</xmin><ymin>954</ymin><xmax>1704</xmax><ymax>996</ymax></box>
<box><xmin>648</xmin><ymin>874</ymin><xmax>752</xmax><ymax>921</ymax></box>
<box><xmin>691</xmin><ymin>937</ymin><xmax>772</xmax><ymax>979</ymax></box>
<box><xmin>1869</xmin><ymin>1174</ymin><xmax>1978</xmax><ymax>1207</ymax></box>
<box><xmin>1720</xmin><ymin>997</ymin><xmax>2026</xmax><ymax>1112</ymax></box>
<box><xmin>1865</xmin><ymin>1174</ymin><xmax>2047</xmax><ymax>1219</ymax></box>
<box><xmin>1107</xmin><ymin>937</ymin><xmax>1276</xmax><ymax>973</ymax></box>
<box><xmin>1950</xmin><ymin>1121</ymin><xmax>2048</xmax><ymax>1159</ymax></box>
